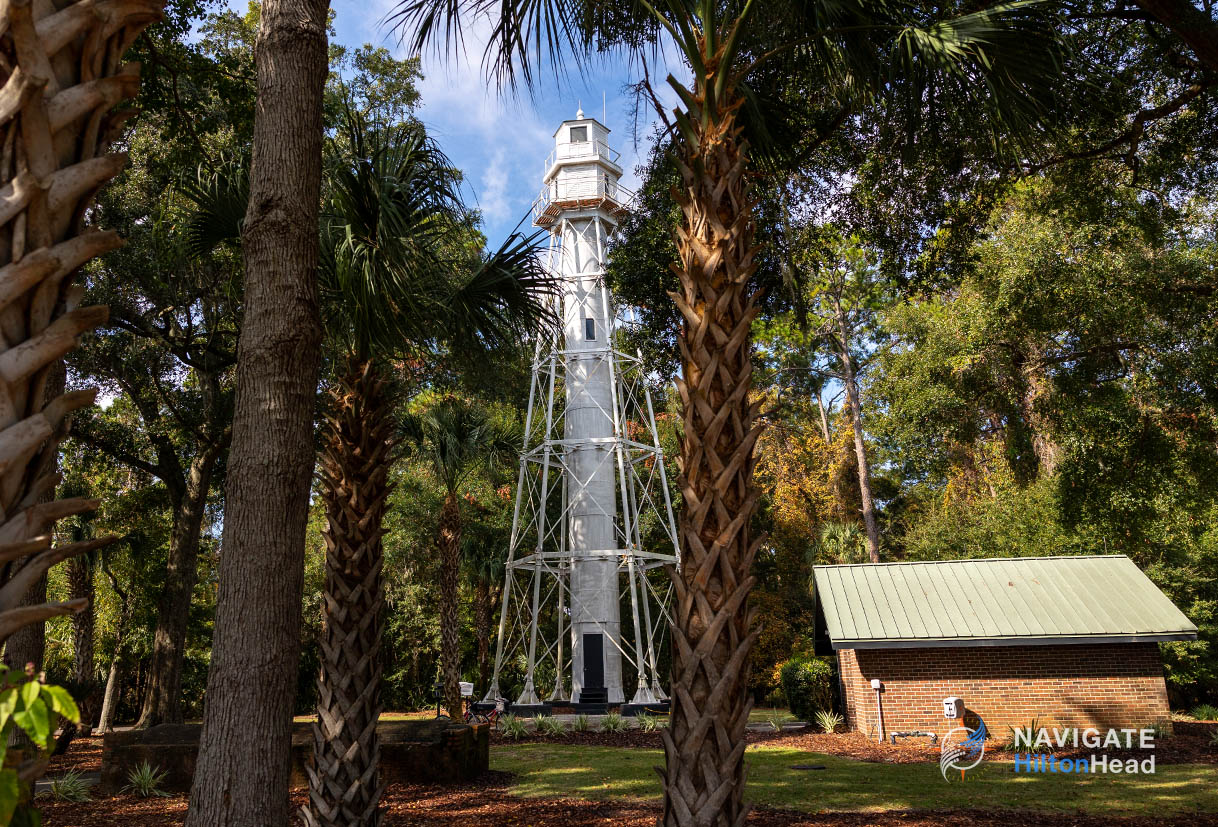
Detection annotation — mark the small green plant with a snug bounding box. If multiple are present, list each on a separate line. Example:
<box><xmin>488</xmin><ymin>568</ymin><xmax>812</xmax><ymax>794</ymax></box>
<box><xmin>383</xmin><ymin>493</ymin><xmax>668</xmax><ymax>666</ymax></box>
<box><xmin>1191</xmin><ymin>704</ymin><xmax>1218</xmax><ymax>721</ymax></box>
<box><xmin>572</xmin><ymin>713</ymin><xmax>591</xmax><ymax>733</ymax></box>
<box><xmin>0</xmin><ymin>665</ymin><xmax>82</xmax><ymax>822</ymax></box>
<box><xmin>1005</xmin><ymin>716</ymin><xmax>1052</xmax><ymax>752</ymax></box>
<box><xmin>42</xmin><ymin>770</ymin><xmax>91</xmax><ymax>803</ymax></box>
<box><xmin>498</xmin><ymin>713</ymin><xmax>528</xmax><ymax>740</ymax></box>
<box><xmin>122</xmin><ymin>761</ymin><xmax>170</xmax><ymax>798</ymax></box>
<box><xmin>534</xmin><ymin>715</ymin><xmax>565</xmax><ymax>736</ymax></box>
<box><xmin>600</xmin><ymin>712</ymin><xmax>626</xmax><ymax>733</ymax></box>
<box><xmin>1209</xmin><ymin>730</ymin><xmax>1218</xmax><ymax>747</ymax></box>
<box><xmin>636</xmin><ymin>713</ymin><xmax>660</xmax><ymax>732</ymax></box>
<box><xmin>814</xmin><ymin>709</ymin><xmax>843</xmax><ymax>734</ymax></box>
<box><xmin>1145</xmin><ymin>721</ymin><xmax>1169</xmax><ymax>741</ymax></box>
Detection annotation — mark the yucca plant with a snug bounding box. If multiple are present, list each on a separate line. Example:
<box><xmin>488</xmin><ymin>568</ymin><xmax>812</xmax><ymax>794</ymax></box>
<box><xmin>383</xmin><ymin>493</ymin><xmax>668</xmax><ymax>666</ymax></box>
<box><xmin>393</xmin><ymin>2</ymin><xmax>1063</xmax><ymax>823</ymax></box>
<box><xmin>814</xmin><ymin>709</ymin><xmax>843</xmax><ymax>734</ymax></box>
<box><xmin>600</xmin><ymin>712</ymin><xmax>627</xmax><ymax>734</ymax></box>
<box><xmin>123</xmin><ymin>761</ymin><xmax>170</xmax><ymax>798</ymax></box>
<box><xmin>42</xmin><ymin>770</ymin><xmax>91</xmax><ymax>803</ymax></box>
<box><xmin>498</xmin><ymin>714</ymin><xmax>528</xmax><ymax>740</ymax></box>
<box><xmin>572</xmin><ymin>713</ymin><xmax>591</xmax><ymax>733</ymax></box>
<box><xmin>637</xmin><ymin>713</ymin><xmax>661</xmax><ymax>733</ymax></box>
<box><xmin>534</xmin><ymin>715</ymin><xmax>566</xmax><ymax>737</ymax></box>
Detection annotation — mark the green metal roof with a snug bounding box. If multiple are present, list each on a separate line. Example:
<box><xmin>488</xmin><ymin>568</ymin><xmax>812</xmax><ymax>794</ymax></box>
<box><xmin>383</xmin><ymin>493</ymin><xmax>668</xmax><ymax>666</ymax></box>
<box><xmin>812</xmin><ymin>555</ymin><xmax>1198</xmax><ymax>649</ymax></box>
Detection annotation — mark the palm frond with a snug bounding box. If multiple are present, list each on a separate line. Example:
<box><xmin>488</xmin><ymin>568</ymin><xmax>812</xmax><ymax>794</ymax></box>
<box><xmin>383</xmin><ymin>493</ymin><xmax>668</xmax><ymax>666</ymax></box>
<box><xmin>177</xmin><ymin>155</ymin><xmax>250</xmax><ymax>259</ymax></box>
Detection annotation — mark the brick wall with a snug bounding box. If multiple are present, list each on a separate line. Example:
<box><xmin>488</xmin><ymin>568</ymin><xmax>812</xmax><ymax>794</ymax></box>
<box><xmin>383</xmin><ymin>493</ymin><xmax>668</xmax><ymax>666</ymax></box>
<box><xmin>837</xmin><ymin>643</ymin><xmax>1171</xmax><ymax>740</ymax></box>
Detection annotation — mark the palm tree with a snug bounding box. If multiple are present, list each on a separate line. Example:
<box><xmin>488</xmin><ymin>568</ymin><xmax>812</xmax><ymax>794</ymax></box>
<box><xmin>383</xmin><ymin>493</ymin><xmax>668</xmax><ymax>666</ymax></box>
<box><xmin>305</xmin><ymin>110</ymin><xmax>552</xmax><ymax>827</ymax></box>
<box><xmin>401</xmin><ymin>397</ymin><xmax>516</xmax><ymax>722</ymax></box>
<box><xmin>393</xmin><ymin>1</ymin><xmax>1062</xmax><ymax>823</ymax></box>
<box><xmin>0</xmin><ymin>0</ymin><xmax>159</xmax><ymax>686</ymax></box>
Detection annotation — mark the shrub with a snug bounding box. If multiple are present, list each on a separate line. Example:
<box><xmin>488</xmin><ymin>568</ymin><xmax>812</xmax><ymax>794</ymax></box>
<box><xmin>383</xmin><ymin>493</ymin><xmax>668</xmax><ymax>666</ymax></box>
<box><xmin>499</xmin><ymin>714</ymin><xmax>528</xmax><ymax>740</ymax></box>
<box><xmin>779</xmin><ymin>658</ymin><xmax>834</xmax><ymax>723</ymax></box>
<box><xmin>1192</xmin><ymin>704</ymin><xmax>1218</xmax><ymax>721</ymax></box>
<box><xmin>1005</xmin><ymin>717</ymin><xmax>1052</xmax><ymax>752</ymax></box>
<box><xmin>572</xmin><ymin>713</ymin><xmax>591</xmax><ymax>732</ymax></box>
<box><xmin>1209</xmin><ymin>730</ymin><xmax>1218</xmax><ymax>747</ymax></box>
<box><xmin>43</xmin><ymin>770</ymin><xmax>91</xmax><ymax>803</ymax></box>
<box><xmin>123</xmin><ymin>761</ymin><xmax>170</xmax><ymax>798</ymax></box>
<box><xmin>600</xmin><ymin>712</ymin><xmax>626</xmax><ymax>733</ymax></box>
<box><xmin>815</xmin><ymin>709</ymin><xmax>844</xmax><ymax>734</ymax></box>
<box><xmin>637</xmin><ymin>713</ymin><xmax>661</xmax><ymax>732</ymax></box>
<box><xmin>534</xmin><ymin>715</ymin><xmax>565</xmax><ymax>736</ymax></box>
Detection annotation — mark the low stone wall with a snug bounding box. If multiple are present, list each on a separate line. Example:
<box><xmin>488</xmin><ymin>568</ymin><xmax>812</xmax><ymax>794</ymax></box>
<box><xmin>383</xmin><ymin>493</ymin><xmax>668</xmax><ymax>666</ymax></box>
<box><xmin>100</xmin><ymin>718</ymin><xmax>489</xmax><ymax>795</ymax></box>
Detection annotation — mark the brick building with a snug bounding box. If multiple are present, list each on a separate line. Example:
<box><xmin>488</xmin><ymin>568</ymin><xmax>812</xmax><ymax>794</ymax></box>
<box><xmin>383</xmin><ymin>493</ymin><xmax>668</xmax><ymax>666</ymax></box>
<box><xmin>812</xmin><ymin>556</ymin><xmax>1197</xmax><ymax>740</ymax></box>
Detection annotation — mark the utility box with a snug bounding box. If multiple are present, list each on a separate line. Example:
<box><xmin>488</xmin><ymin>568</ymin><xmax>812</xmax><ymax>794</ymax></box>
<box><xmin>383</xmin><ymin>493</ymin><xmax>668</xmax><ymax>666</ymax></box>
<box><xmin>943</xmin><ymin>696</ymin><xmax>964</xmax><ymax>719</ymax></box>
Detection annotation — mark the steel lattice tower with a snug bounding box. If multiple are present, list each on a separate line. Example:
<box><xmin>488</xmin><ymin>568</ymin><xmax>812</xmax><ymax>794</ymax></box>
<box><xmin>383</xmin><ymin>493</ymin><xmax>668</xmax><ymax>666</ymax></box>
<box><xmin>485</xmin><ymin>109</ymin><xmax>679</xmax><ymax>708</ymax></box>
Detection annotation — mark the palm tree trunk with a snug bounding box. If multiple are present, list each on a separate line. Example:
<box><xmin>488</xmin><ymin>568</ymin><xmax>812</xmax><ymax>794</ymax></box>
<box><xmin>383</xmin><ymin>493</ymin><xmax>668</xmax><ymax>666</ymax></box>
<box><xmin>139</xmin><ymin>445</ymin><xmax>221</xmax><ymax>727</ymax></box>
<box><xmin>96</xmin><ymin>655</ymin><xmax>122</xmax><ymax>734</ymax></box>
<box><xmin>661</xmin><ymin>80</ymin><xmax>764</xmax><ymax>827</ymax></box>
<box><xmin>438</xmin><ymin>492</ymin><xmax>463</xmax><ymax>720</ymax></box>
<box><xmin>306</xmin><ymin>359</ymin><xmax>392</xmax><ymax>827</ymax></box>
<box><xmin>835</xmin><ymin>319</ymin><xmax>880</xmax><ymax>563</ymax></box>
<box><xmin>186</xmin><ymin>0</ymin><xmax>328</xmax><ymax>820</ymax></box>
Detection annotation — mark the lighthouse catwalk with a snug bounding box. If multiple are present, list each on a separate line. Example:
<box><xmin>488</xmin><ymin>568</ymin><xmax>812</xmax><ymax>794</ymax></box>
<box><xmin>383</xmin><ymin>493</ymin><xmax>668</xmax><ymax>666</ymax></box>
<box><xmin>484</xmin><ymin>110</ymin><xmax>679</xmax><ymax>710</ymax></box>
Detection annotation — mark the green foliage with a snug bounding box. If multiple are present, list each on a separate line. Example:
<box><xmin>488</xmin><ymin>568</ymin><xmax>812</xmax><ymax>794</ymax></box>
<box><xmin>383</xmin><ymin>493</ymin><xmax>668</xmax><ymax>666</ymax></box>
<box><xmin>0</xmin><ymin>669</ymin><xmax>82</xmax><ymax>823</ymax></box>
<box><xmin>636</xmin><ymin>713</ymin><xmax>661</xmax><ymax>733</ymax></box>
<box><xmin>600</xmin><ymin>713</ymin><xmax>626</xmax><ymax>733</ymax></box>
<box><xmin>533</xmin><ymin>715</ymin><xmax>565</xmax><ymax>737</ymax></box>
<box><xmin>498</xmin><ymin>714</ymin><xmax>527</xmax><ymax>740</ymax></box>
<box><xmin>41</xmin><ymin>771</ymin><xmax>91</xmax><ymax>803</ymax></box>
<box><xmin>122</xmin><ymin>761</ymin><xmax>170</xmax><ymax>798</ymax></box>
<box><xmin>1004</xmin><ymin>717</ymin><xmax>1053</xmax><ymax>752</ymax></box>
<box><xmin>1191</xmin><ymin>704</ymin><xmax>1218</xmax><ymax>721</ymax></box>
<box><xmin>571</xmin><ymin>714</ymin><xmax>591</xmax><ymax>733</ymax></box>
<box><xmin>814</xmin><ymin>709</ymin><xmax>844</xmax><ymax>734</ymax></box>
<box><xmin>1210</xmin><ymin>731</ymin><xmax>1218</xmax><ymax>748</ymax></box>
<box><xmin>779</xmin><ymin>658</ymin><xmax>834</xmax><ymax>724</ymax></box>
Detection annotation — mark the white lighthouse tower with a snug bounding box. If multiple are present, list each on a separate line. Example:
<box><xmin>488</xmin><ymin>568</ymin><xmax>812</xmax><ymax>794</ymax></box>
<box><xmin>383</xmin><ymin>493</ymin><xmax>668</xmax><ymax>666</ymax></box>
<box><xmin>484</xmin><ymin>109</ymin><xmax>679</xmax><ymax>711</ymax></box>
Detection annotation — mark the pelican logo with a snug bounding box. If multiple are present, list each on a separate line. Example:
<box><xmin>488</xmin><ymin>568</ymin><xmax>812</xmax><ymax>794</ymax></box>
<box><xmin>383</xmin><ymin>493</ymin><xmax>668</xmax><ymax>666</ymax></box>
<box><xmin>940</xmin><ymin>716</ymin><xmax>987</xmax><ymax>781</ymax></box>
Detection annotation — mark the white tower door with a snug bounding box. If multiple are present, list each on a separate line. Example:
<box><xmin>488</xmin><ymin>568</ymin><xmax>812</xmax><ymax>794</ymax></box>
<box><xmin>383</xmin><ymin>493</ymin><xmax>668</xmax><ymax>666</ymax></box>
<box><xmin>561</xmin><ymin>215</ymin><xmax>624</xmax><ymax>704</ymax></box>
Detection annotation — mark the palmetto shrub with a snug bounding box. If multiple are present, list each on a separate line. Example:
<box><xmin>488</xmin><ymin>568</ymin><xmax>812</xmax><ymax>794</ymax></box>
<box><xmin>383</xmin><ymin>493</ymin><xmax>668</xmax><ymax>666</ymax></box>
<box><xmin>123</xmin><ymin>761</ymin><xmax>170</xmax><ymax>798</ymax></box>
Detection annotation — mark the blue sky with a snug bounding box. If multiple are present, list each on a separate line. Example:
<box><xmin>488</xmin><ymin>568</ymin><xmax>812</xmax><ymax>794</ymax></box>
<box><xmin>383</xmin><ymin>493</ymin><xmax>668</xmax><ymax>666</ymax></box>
<box><xmin>317</xmin><ymin>1</ymin><xmax>684</xmax><ymax>248</ymax></box>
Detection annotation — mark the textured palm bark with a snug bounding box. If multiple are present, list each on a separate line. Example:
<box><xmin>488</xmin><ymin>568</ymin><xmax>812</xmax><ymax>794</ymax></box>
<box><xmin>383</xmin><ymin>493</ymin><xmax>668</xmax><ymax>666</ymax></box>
<box><xmin>305</xmin><ymin>360</ymin><xmax>392</xmax><ymax>827</ymax></box>
<box><xmin>186</xmin><ymin>0</ymin><xmax>328</xmax><ymax>821</ymax></box>
<box><xmin>437</xmin><ymin>492</ymin><xmax>462</xmax><ymax>719</ymax></box>
<box><xmin>138</xmin><ymin>444</ymin><xmax>221</xmax><ymax>727</ymax></box>
<box><xmin>0</xmin><ymin>0</ymin><xmax>161</xmax><ymax>675</ymax></box>
<box><xmin>660</xmin><ymin>88</ymin><xmax>764</xmax><ymax>826</ymax></box>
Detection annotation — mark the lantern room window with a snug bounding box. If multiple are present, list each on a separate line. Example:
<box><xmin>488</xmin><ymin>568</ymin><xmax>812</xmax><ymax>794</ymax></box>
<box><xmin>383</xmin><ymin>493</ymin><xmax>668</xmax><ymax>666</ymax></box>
<box><xmin>569</xmin><ymin>126</ymin><xmax>588</xmax><ymax>143</ymax></box>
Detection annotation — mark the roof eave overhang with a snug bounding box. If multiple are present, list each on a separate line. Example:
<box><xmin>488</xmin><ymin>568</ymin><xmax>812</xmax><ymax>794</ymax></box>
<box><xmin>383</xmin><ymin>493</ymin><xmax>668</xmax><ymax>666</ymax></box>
<box><xmin>829</xmin><ymin>632</ymin><xmax>1199</xmax><ymax>650</ymax></box>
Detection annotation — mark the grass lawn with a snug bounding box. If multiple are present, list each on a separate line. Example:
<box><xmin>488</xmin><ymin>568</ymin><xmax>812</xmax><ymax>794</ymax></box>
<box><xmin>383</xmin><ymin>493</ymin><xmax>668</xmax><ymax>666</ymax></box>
<box><xmin>493</xmin><ymin>743</ymin><xmax>1218</xmax><ymax>817</ymax></box>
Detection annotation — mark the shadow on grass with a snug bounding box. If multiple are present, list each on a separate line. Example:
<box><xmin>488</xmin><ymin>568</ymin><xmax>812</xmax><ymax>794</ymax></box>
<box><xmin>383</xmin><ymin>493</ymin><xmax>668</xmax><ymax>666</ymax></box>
<box><xmin>492</xmin><ymin>744</ymin><xmax>1218</xmax><ymax>817</ymax></box>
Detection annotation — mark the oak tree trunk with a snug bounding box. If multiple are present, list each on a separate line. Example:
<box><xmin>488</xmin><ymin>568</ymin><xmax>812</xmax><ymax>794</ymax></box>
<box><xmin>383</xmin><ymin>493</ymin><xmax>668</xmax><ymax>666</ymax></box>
<box><xmin>68</xmin><ymin>554</ymin><xmax>97</xmax><ymax>725</ymax></box>
<box><xmin>139</xmin><ymin>447</ymin><xmax>220</xmax><ymax>727</ymax></box>
<box><xmin>437</xmin><ymin>492</ymin><xmax>462</xmax><ymax>720</ymax></box>
<box><xmin>474</xmin><ymin>577</ymin><xmax>491</xmax><ymax>693</ymax></box>
<box><xmin>660</xmin><ymin>76</ymin><xmax>763</xmax><ymax>827</ymax></box>
<box><xmin>306</xmin><ymin>360</ymin><xmax>392</xmax><ymax>827</ymax></box>
<box><xmin>836</xmin><ymin>329</ymin><xmax>880</xmax><ymax>563</ymax></box>
<box><xmin>186</xmin><ymin>0</ymin><xmax>328</xmax><ymax>821</ymax></box>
